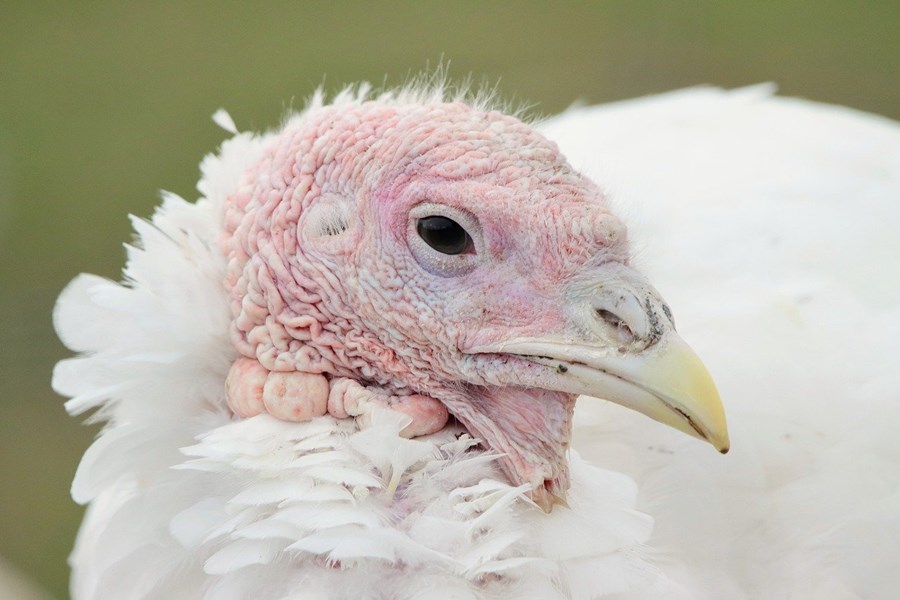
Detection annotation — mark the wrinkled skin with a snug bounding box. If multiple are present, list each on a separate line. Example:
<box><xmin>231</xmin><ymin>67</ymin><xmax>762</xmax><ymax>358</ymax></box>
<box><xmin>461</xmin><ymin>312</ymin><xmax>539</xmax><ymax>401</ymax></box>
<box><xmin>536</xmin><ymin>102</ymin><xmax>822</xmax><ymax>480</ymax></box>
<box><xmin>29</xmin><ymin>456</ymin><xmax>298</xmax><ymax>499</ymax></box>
<box><xmin>222</xmin><ymin>101</ymin><xmax>665</xmax><ymax>507</ymax></box>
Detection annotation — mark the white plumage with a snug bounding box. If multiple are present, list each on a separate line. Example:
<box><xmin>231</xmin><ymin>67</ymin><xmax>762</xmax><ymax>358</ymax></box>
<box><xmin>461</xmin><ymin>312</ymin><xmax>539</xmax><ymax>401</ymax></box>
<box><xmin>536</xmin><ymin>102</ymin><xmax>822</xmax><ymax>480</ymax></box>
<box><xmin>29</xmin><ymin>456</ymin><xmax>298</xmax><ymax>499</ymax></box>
<box><xmin>54</xmin><ymin>85</ymin><xmax>900</xmax><ymax>599</ymax></box>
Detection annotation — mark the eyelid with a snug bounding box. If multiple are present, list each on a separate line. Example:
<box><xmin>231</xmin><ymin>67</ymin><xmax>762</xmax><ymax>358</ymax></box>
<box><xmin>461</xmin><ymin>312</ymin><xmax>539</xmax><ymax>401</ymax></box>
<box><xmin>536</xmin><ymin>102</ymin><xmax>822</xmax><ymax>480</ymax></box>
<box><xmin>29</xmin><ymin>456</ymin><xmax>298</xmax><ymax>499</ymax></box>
<box><xmin>407</xmin><ymin>202</ymin><xmax>484</xmax><ymax>277</ymax></box>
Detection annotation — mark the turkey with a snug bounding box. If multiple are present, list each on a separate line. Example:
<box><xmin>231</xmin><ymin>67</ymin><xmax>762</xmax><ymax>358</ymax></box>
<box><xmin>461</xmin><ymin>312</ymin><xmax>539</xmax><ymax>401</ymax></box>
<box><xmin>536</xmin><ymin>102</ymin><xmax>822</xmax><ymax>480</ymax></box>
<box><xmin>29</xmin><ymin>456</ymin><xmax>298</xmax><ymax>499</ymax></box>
<box><xmin>53</xmin><ymin>81</ymin><xmax>900</xmax><ymax>599</ymax></box>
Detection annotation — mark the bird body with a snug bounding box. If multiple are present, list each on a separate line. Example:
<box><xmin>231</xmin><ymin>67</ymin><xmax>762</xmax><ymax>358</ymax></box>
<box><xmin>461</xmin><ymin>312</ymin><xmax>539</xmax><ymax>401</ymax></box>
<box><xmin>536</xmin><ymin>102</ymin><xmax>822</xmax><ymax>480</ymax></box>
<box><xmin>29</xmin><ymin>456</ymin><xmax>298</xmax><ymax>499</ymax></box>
<box><xmin>55</xmin><ymin>84</ymin><xmax>900</xmax><ymax>599</ymax></box>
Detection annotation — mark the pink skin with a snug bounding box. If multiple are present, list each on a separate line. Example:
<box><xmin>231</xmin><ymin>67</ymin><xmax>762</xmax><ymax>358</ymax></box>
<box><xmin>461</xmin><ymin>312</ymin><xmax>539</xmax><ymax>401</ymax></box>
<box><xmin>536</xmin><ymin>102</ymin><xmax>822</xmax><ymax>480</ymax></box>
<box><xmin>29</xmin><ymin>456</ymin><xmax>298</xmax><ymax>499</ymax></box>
<box><xmin>222</xmin><ymin>100</ymin><xmax>628</xmax><ymax>507</ymax></box>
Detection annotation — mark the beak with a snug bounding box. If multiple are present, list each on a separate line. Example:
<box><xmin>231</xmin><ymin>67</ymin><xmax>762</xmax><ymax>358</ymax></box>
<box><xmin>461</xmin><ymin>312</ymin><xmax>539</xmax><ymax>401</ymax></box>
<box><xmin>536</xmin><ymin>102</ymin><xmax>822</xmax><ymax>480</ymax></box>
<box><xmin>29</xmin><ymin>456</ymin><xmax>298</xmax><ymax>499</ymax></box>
<box><xmin>472</xmin><ymin>333</ymin><xmax>730</xmax><ymax>453</ymax></box>
<box><xmin>456</xmin><ymin>264</ymin><xmax>728</xmax><ymax>511</ymax></box>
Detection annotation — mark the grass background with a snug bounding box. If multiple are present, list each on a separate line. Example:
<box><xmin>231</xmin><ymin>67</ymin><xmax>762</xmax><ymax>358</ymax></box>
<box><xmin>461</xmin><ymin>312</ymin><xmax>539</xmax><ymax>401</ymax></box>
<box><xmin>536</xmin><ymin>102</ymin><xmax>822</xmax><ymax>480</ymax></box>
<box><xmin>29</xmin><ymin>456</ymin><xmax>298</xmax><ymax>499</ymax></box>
<box><xmin>1</xmin><ymin>1</ymin><xmax>897</xmax><ymax>597</ymax></box>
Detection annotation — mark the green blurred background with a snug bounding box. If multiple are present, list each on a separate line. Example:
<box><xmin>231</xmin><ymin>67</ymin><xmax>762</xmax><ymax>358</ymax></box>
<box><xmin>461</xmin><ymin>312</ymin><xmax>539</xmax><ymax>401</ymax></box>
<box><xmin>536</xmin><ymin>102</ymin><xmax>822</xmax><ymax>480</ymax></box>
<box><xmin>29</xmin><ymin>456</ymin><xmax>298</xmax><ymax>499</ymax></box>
<box><xmin>0</xmin><ymin>1</ymin><xmax>897</xmax><ymax>597</ymax></box>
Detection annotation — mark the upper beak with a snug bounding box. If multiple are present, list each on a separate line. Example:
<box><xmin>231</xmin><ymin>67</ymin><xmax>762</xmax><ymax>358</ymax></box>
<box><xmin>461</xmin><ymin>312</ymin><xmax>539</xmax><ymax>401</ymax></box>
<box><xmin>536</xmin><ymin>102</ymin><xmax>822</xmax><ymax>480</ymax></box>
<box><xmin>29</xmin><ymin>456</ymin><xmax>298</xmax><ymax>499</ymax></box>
<box><xmin>499</xmin><ymin>334</ymin><xmax>729</xmax><ymax>453</ymax></box>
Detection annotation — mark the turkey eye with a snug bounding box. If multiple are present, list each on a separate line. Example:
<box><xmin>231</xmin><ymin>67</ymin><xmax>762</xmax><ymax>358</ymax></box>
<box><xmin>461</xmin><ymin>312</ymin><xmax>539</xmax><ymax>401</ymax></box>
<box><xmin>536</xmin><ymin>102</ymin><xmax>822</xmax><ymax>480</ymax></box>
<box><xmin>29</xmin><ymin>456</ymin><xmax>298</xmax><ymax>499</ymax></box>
<box><xmin>416</xmin><ymin>216</ymin><xmax>474</xmax><ymax>255</ymax></box>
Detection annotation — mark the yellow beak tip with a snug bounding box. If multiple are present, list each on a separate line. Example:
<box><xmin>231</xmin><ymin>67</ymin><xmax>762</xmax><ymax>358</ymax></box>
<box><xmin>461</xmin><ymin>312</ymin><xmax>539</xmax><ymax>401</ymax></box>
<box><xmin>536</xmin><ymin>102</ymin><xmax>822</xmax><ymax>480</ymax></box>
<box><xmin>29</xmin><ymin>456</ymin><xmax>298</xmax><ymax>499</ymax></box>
<box><xmin>709</xmin><ymin>431</ymin><xmax>730</xmax><ymax>454</ymax></box>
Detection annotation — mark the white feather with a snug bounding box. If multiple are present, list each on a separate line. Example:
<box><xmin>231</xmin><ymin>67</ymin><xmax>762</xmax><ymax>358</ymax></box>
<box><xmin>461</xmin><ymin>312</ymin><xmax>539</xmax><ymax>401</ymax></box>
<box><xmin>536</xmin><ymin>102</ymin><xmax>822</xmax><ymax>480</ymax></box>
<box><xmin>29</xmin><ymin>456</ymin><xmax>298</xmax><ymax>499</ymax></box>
<box><xmin>212</xmin><ymin>109</ymin><xmax>239</xmax><ymax>135</ymax></box>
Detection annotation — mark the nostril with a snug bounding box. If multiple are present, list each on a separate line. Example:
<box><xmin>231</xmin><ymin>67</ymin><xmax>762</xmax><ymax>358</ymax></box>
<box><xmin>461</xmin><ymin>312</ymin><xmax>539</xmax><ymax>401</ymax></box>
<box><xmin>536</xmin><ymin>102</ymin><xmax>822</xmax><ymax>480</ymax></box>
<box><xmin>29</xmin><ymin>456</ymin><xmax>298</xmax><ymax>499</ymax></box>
<box><xmin>596</xmin><ymin>309</ymin><xmax>636</xmax><ymax>345</ymax></box>
<box><xmin>587</xmin><ymin>285</ymin><xmax>655</xmax><ymax>347</ymax></box>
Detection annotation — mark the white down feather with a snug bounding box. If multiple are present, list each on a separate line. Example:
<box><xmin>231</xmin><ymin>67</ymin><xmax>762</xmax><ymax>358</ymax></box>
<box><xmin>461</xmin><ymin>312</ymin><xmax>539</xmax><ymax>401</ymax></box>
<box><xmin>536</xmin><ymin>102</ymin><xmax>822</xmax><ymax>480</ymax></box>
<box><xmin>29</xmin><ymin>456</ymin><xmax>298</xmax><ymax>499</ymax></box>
<box><xmin>54</xmin><ymin>85</ymin><xmax>900</xmax><ymax>599</ymax></box>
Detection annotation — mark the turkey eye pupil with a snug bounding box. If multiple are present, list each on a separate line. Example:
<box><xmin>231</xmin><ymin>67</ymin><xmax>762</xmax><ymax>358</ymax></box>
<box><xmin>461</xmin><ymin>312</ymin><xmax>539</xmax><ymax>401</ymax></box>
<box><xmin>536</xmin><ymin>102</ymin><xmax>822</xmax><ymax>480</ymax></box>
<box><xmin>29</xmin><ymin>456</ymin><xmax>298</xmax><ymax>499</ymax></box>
<box><xmin>416</xmin><ymin>216</ymin><xmax>473</xmax><ymax>255</ymax></box>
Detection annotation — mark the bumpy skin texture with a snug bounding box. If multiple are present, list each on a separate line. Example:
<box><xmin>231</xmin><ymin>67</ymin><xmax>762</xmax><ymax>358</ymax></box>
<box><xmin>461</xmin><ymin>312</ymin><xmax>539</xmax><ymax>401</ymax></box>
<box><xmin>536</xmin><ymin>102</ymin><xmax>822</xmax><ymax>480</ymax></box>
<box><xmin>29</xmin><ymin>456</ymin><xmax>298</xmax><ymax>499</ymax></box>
<box><xmin>223</xmin><ymin>101</ymin><xmax>628</xmax><ymax>503</ymax></box>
